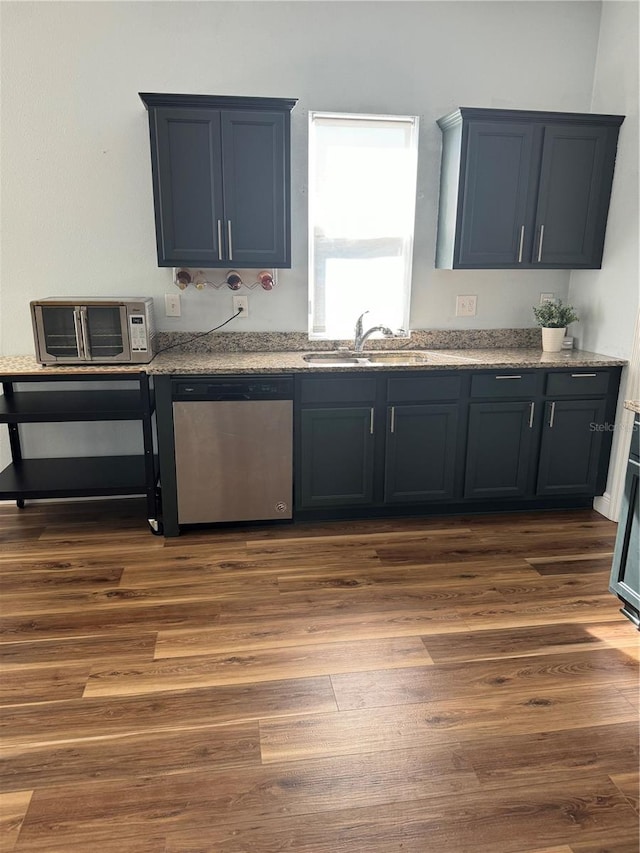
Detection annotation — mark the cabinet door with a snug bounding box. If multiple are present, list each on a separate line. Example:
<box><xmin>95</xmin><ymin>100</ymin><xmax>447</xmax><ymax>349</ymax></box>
<box><xmin>457</xmin><ymin>122</ymin><xmax>537</xmax><ymax>267</ymax></box>
<box><xmin>536</xmin><ymin>399</ymin><xmax>606</xmax><ymax>496</ymax></box>
<box><xmin>384</xmin><ymin>404</ymin><xmax>458</xmax><ymax>502</ymax></box>
<box><xmin>152</xmin><ymin>108</ymin><xmax>225</xmax><ymax>266</ymax></box>
<box><xmin>299</xmin><ymin>408</ymin><xmax>375</xmax><ymax>508</ymax></box>
<box><xmin>609</xmin><ymin>458</ymin><xmax>640</xmax><ymax>618</ymax></box>
<box><xmin>221</xmin><ymin>110</ymin><xmax>289</xmax><ymax>267</ymax></box>
<box><xmin>464</xmin><ymin>401</ymin><xmax>535</xmax><ymax>499</ymax></box>
<box><xmin>533</xmin><ymin>125</ymin><xmax>612</xmax><ymax>267</ymax></box>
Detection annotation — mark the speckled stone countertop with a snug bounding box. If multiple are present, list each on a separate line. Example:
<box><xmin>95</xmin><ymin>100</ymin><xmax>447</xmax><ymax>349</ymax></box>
<box><xmin>0</xmin><ymin>348</ymin><xmax>626</xmax><ymax>377</ymax></box>
<box><xmin>624</xmin><ymin>400</ymin><xmax>640</xmax><ymax>415</ymax></box>
<box><xmin>147</xmin><ymin>347</ymin><xmax>626</xmax><ymax>375</ymax></box>
<box><xmin>0</xmin><ymin>356</ymin><xmax>148</xmax><ymax>376</ymax></box>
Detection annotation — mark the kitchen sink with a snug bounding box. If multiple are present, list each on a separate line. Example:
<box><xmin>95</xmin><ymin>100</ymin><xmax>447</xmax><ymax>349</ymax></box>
<box><xmin>302</xmin><ymin>353</ymin><xmax>375</xmax><ymax>366</ymax></box>
<box><xmin>303</xmin><ymin>350</ymin><xmax>478</xmax><ymax>366</ymax></box>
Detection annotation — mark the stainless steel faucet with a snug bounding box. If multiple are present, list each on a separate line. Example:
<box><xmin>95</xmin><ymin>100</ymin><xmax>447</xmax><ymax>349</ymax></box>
<box><xmin>353</xmin><ymin>311</ymin><xmax>395</xmax><ymax>352</ymax></box>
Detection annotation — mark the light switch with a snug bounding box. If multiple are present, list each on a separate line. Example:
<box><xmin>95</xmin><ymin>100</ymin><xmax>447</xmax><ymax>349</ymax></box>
<box><xmin>165</xmin><ymin>293</ymin><xmax>181</xmax><ymax>317</ymax></box>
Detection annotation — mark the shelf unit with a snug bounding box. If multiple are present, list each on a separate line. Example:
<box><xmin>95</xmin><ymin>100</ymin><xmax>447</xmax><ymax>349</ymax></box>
<box><xmin>0</xmin><ymin>371</ymin><xmax>161</xmax><ymax>532</ymax></box>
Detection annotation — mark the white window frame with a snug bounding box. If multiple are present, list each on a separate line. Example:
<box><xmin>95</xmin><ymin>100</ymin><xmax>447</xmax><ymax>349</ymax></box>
<box><xmin>308</xmin><ymin>111</ymin><xmax>419</xmax><ymax>341</ymax></box>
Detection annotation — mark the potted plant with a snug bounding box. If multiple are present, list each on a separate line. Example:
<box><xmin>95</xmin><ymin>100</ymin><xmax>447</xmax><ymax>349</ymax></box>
<box><xmin>533</xmin><ymin>300</ymin><xmax>579</xmax><ymax>352</ymax></box>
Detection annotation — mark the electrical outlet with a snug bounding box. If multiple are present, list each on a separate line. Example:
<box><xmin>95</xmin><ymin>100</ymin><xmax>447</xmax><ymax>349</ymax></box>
<box><xmin>164</xmin><ymin>293</ymin><xmax>181</xmax><ymax>317</ymax></box>
<box><xmin>540</xmin><ymin>292</ymin><xmax>555</xmax><ymax>304</ymax></box>
<box><xmin>232</xmin><ymin>295</ymin><xmax>249</xmax><ymax>317</ymax></box>
<box><xmin>456</xmin><ymin>294</ymin><xmax>477</xmax><ymax>317</ymax></box>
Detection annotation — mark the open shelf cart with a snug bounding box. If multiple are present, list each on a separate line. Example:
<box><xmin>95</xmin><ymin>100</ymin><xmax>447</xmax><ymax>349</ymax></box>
<box><xmin>0</xmin><ymin>369</ymin><xmax>161</xmax><ymax>533</ymax></box>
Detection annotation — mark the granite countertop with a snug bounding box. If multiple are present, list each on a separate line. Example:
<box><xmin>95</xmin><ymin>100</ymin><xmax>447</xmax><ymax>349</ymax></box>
<box><xmin>0</xmin><ymin>348</ymin><xmax>627</xmax><ymax>377</ymax></box>
<box><xmin>624</xmin><ymin>400</ymin><xmax>640</xmax><ymax>415</ymax></box>
<box><xmin>0</xmin><ymin>356</ymin><xmax>148</xmax><ymax>377</ymax></box>
<box><xmin>147</xmin><ymin>347</ymin><xmax>626</xmax><ymax>374</ymax></box>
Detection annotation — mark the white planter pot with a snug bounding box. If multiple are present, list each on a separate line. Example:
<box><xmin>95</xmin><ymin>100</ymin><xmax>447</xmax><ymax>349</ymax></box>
<box><xmin>541</xmin><ymin>326</ymin><xmax>567</xmax><ymax>352</ymax></box>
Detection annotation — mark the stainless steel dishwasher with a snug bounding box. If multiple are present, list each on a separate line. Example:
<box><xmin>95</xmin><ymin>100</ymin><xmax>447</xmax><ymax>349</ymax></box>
<box><xmin>172</xmin><ymin>376</ymin><xmax>293</xmax><ymax>524</ymax></box>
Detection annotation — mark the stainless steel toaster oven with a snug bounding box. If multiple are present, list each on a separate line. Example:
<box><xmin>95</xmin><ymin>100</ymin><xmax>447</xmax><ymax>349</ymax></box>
<box><xmin>30</xmin><ymin>297</ymin><xmax>155</xmax><ymax>364</ymax></box>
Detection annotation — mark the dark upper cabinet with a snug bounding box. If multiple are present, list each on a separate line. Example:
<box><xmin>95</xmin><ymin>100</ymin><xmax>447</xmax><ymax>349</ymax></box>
<box><xmin>436</xmin><ymin>108</ymin><xmax>624</xmax><ymax>270</ymax></box>
<box><xmin>153</xmin><ymin>107</ymin><xmax>224</xmax><ymax>266</ymax></box>
<box><xmin>139</xmin><ymin>93</ymin><xmax>297</xmax><ymax>268</ymax></box>
<box><xmin>457</xmin><ymin>122</ymin><xmax>538</xmax><ymax>267</ymax></box>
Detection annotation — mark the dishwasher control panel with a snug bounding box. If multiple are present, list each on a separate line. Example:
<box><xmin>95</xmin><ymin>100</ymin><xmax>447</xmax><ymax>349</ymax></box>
<box><xmin>172</xmin><ymin>375</ymin><xmax>294</xmax><ymax>401</ymax></box>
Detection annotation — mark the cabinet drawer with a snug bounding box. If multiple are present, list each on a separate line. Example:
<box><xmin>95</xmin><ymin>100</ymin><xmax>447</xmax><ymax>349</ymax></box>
<box><xmin>470</xmin><ymin>372</ymin><xmax>538</xmax><ymax>398</ymax></box>
<box><xmin>545</xmin><ymin>371</ymin><xmax>610</xmax><ymax>397</ymax></box>
<box><xmin>386</xmin><ymin>375</ymin><xmax>461</xmax><ymax>403</ymax></box>
<box><xmin>299</xmin><ymin>377</ymin><xmax>377</xmax><ymax>404</ymax></box>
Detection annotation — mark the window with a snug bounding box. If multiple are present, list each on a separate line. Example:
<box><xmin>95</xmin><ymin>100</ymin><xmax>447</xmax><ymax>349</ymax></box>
<box><xmin>308</xmin><ymin>112</ymin><xmax>419</xmax><ymax>340</ymax></box>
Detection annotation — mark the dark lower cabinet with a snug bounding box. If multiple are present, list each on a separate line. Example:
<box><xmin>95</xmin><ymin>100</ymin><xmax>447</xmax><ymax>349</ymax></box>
<box><xmin>384</xmin><ymin>404</ymin><xmax>458</xmax><ymax>502</ymax></box>
<box><xmin>298</xmin><ymin>407</ymin><xmax>375</xmax><ymax>508</ymax></box>
<box><xmin>536</xmin><ymin>399</ymin><xmax>607</xmax><ymax>496</ymax></box>
<box><xmin>294</xmin><ymin>367</ymin><xmax>621</xmax><ymax>519</ymax></box>
<box><xmin>464</xmin><ymin>401</ymin><xmax>535</xmax><ymax>499</ymax></box>
<box><xmin>609</xmin><ymin>418</ymin><xmax>640</xmax><ymax>628</ymax></box>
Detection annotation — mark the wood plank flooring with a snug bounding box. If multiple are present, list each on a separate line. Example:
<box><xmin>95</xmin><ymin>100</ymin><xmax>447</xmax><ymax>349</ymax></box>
<box><xmin>0</xmin><ymin>499</ymin><xmax>638</xmax><ymax>853</ymax></box>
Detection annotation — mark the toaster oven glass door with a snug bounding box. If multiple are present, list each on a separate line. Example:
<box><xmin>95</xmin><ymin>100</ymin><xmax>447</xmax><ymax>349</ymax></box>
<box><xmin>37</xmin><ymin>306</ymin><xmax>84</xmax><ymax>361</ymax></box>
<box><xmin>84</xmin><ymin>305</ymin><xmax>130</xmax><ymax>360</ymax></box>
<box><xmin>35</xmin><ymin>304</ymin><xmax>131</xmax><ymax>362</ymax></box>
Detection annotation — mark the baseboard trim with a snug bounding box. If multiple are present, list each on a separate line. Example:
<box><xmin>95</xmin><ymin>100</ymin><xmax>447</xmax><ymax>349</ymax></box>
<box><xmin>593</xmin><ymin>491</ymin><xmax>613</xmax><ymax>520</ymax></box>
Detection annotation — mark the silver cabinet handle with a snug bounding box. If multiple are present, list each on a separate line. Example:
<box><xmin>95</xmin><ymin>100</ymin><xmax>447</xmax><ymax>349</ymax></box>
<box><xmin>629</xmin><ymin>458</ymin><xmax>640</xmax><ymax>469</ymax></box>
<box><xmin>370</xmin><ymin>408</ymin><xmax>375</xmax><ymax>435</ymax></box>
<box><xmin>518</xmin><ymin>225</ymin><xmax>525</xmax><ymax>263</ymax></box>
<box><xmin>549</xmin><ymin>401</ymin><xmax>556</xmax><ymax>428</ymax></box>
<box><xmin>79</xmin><ymin>306</ymin><xmax>91</xmax><ymax>359</ymax></box>
<box><xmin>73</xmin><ymin>308</ymin><xmax>85</xmax><ymax>359</ymax></box>
<box><xmin>217</xmin><ymin>220</ymin><xmax>223</xmax><ymax>261</ymax></box>
<box><xmin>496</xmin><ymin>375</ymin><xmax>522</xmax><ymax>380</ymax></box>
<box><xmin>227</xmin><ymin>220</ymin><xmax>233</xmax><ymax>261</ymax></box>
<box><xmin>537</xmin><ymin>225</ymin><xmax>545</xmax><ymax>262</ymax></box>
<box><xmin>529</xmin><ymin>401</ymin><xmax>535</xmax><ymax>429</ymax></box>
<box><xmin>390</xmin><ymin>406</ymin><xmax>396</xmax><ymax>434</ymax></box>
<box><xmin>571</xmin><ymin>373</ymin><xmax>597</xmax><ymax>378</ymax></box>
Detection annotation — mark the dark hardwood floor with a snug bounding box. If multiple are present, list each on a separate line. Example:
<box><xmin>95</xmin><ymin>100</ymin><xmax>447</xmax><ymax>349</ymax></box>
<box><xmin>0</xmin><ymin>499</ymin><xmax>638</xmax><ymax>852</ymax></box>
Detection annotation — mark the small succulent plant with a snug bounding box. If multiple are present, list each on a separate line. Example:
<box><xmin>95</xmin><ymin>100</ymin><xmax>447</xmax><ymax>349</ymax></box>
<box><xmin>532</xmin><ymin>300</ymin><xmax>579</xmax><ymax>328</ymax></box>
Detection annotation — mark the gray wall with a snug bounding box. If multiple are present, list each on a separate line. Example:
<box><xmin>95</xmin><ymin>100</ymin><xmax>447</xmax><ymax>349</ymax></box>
<box><xmin>3</xmin><ymin>0</ymin><xmax>637</xmax><ymax>470</ymax></box>
<box><xmin>567</xmin><ymin>0</ymin><xmax>639</xmax><ymax>515</ymax></box>
<box><xmin>568</xmin><ymin>0</ymin><xmax>639</xmax><ymax>359</ymax></box>
<box><xmin>1</xmin><ymin>0</ymin><xmax>604</xmax><ymax>351</ymax></box>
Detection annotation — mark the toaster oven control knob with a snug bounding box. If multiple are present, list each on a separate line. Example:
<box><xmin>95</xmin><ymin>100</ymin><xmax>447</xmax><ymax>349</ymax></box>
<box><xmin>226</xmin><ymin>271</ymin><xmax>242</xmax><ymax>290</ymax></box>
